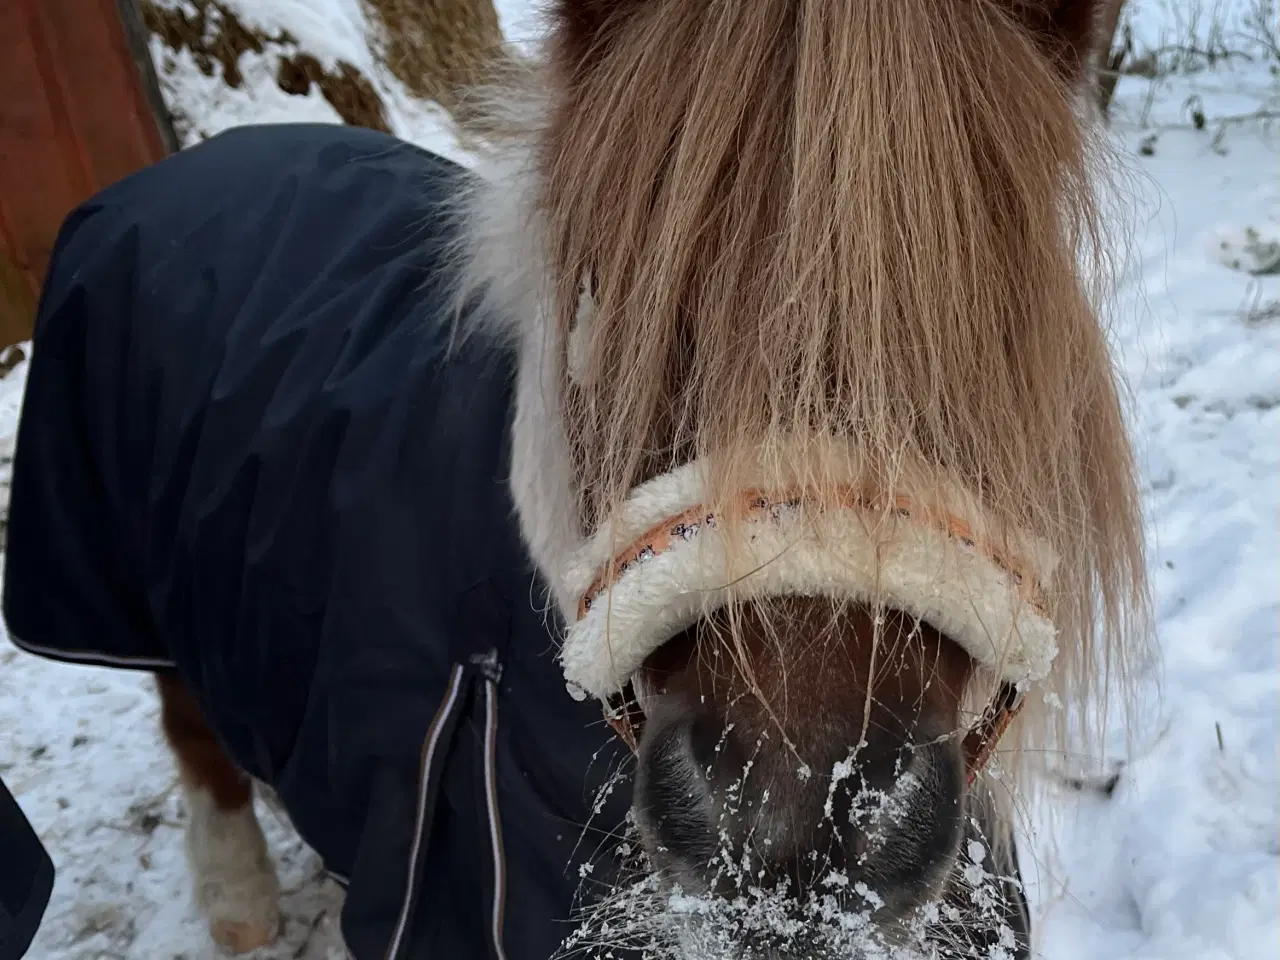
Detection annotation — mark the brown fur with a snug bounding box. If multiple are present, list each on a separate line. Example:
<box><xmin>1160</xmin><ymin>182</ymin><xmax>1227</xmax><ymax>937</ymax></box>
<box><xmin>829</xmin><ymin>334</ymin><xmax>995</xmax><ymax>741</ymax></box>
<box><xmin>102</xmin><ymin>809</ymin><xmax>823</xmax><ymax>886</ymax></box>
<box><xmin>639</xmin><ymin>600</ymin><xmax>974</xmax><ymax>769</ymax></box>
<box><xmin>550</xmin><ymin>0</ymin><xmax>1106</xmax><ymax>84</ymax></box>
<box><xmin>156</xmin><ymin>673</ymin><xmax>251</xmax><ymax>811</ymax></box>
<box><xmin>156</xmin><ymin>675</ymin><xmax>279</xmax><ymax>954</ymax></box>
<box><xmin>526</xmin><ymin>0</ymin><xmax>1149</xmax><ymax>765</ymax></box>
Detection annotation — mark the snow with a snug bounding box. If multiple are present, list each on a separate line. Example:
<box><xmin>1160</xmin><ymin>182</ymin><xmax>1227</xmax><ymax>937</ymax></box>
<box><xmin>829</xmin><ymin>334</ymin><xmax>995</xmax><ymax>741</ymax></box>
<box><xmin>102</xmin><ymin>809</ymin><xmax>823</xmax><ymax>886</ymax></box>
<box><xmin>493</xmin><ymin>0</ymin><xmax>550</xmax><ymax>52</ymax></box>
<box><xmin>143</xmin><ymin>0</ymin><xmax>473</xmax><ymax>168</ymax></box>
<box><xmin>1022</xmin><ymin>51</ymin><xmax>1280</xmax><ymax>959</ymax></box>
<box><xmin>1120</xmin><ymin>0</ymin><xmax>1280</xmax><ymax>67</ymax></box>
<box><xmin>1</xmin><ymin>1</ymin><xmax>1277</xmax><ymax>958</ymax></box>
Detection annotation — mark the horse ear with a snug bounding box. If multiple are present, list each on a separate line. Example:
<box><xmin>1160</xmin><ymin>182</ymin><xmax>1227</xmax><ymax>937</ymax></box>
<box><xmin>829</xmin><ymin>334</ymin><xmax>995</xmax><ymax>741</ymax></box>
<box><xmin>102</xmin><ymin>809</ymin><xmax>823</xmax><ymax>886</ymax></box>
<box><xmin>552</xmin><ymin>2</ymin><xmax>1111</xmax><ymax>86</ymax></box>
<box><xmin>549</xmin><ymin>0</ymin><xmax>649</xmax><ymax>75</ymax></box>
<box><xmin>1008</xmin><ymin>0</ymin><xmax>1111</xmax><ymax>84</ymax></box>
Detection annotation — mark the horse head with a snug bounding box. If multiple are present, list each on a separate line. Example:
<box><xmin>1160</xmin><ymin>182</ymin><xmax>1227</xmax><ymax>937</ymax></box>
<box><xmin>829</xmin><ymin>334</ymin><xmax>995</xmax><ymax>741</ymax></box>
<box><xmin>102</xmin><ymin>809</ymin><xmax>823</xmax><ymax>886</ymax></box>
<box><xmin>453</xmin><ymin>0</ymin><xmax>1148</xmax><ymax>954</ymax></box>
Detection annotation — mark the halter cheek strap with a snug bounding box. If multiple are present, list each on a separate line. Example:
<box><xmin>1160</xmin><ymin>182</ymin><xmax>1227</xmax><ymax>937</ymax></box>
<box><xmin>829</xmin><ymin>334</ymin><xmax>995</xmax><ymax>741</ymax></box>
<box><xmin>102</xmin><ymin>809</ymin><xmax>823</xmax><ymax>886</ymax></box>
<box><xmin>960</xmin><ymin>681</ymin><xmax>1025</xmax><ymax>784</ymax></box>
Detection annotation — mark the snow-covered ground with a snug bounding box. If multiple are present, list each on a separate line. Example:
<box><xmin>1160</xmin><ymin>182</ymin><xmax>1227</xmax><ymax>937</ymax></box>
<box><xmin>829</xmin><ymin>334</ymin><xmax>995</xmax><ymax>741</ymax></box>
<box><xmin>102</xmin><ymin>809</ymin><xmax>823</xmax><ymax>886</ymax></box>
<box><xmin>1</xmin><ymin>1</ymin><xmax>1277</xmax><ymax>958</ymax></box>
<box><xmin>1024</xmin><ymin>57</ymin><xmax>1280</xmax><ymax>960</ymax></box>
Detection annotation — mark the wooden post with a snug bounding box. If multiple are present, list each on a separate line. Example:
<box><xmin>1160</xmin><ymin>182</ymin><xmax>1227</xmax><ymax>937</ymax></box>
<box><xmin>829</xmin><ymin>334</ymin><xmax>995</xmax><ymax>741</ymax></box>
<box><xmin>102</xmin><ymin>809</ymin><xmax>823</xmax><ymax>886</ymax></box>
<box><xmin>0</xmin><ymin>0</ymin><xmax>175</xmax><ymax>347</ymax></box>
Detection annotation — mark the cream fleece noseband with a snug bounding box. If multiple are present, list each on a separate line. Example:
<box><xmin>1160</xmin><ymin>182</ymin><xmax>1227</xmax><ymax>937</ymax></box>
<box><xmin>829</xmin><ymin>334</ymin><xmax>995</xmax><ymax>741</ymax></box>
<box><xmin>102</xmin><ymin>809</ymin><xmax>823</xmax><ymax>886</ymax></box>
<box><xmin>553</xmin><ymin>449</ymin><xmax>1059</xmax><ymax>781</ymax></box>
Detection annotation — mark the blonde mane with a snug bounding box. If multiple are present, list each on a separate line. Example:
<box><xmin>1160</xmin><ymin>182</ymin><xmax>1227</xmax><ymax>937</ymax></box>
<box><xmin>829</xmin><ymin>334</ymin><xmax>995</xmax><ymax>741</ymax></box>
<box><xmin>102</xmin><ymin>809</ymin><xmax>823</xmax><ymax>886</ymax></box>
<box><xmin>452</xmin><ymin>0</ymin><xmax>1151</xmax><ymax>769</ymax></box>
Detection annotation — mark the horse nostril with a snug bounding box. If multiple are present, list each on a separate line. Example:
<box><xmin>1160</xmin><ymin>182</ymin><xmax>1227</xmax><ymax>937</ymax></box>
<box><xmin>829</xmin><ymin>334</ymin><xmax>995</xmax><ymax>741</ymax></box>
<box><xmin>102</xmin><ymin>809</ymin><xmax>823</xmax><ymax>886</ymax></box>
<box><xmin>851</xmin><ymin>738</ymin><xmax>966</xmax><ymax>903</ymax></box>
<box><xmin>750</xmin><ymin>736</ymin><xmax>966</xmax><ymax>907</ymax></box>
<box><xmin>634</xmin><ymin>709</ymin><xmax>717</xmax><ymax>874</ymax></box>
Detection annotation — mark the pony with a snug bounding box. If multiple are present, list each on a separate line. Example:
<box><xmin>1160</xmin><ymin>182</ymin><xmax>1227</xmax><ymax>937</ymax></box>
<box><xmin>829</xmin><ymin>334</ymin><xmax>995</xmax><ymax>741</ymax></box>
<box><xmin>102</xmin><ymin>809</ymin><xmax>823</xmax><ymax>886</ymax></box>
<box><xmin>448</xmin><ymin>0</ymin><xmax>1150</xmax><ymax>954</ymax></box>
<box><xmin>85</xmin><ymin>0</ymin><xmax>1149</xmax><ymax>956</ymax></box>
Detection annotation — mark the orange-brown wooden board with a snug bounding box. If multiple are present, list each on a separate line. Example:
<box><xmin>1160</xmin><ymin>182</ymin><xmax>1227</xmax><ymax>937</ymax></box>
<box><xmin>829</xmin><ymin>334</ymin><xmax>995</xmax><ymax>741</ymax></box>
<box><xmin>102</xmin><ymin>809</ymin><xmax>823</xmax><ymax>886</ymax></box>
<box><xmin>0</xmin><ymin>0</ymin><xmax>172</xmax><ymax>347</ymax></box>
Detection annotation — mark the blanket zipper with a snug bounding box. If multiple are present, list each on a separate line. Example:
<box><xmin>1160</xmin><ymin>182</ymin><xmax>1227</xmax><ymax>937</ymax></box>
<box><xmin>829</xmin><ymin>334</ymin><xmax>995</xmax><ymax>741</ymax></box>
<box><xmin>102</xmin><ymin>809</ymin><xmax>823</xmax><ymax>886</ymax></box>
<box><xmin>384</xmin><ymin>649</ymin><xmax>508</xmax><ymax>960</ymax></box>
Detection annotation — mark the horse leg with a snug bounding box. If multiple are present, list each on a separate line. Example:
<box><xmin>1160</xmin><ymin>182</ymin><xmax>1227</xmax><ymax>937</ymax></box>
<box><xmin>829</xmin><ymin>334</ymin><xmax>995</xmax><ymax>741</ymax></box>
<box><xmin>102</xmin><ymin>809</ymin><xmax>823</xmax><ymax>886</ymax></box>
<box><xmin>155</xmin><ymin>673</ymin><xmax>281</xmax><ymax>952</ymax></box>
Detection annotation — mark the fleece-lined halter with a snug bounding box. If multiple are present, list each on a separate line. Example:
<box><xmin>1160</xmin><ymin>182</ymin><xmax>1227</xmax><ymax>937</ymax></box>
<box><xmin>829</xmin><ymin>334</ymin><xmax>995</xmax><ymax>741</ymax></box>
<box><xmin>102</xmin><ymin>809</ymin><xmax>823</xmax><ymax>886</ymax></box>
<box><xmin>556</xmin><ymin>452</ymin><xmax>1059</xmax><ymax>785</ymax></box>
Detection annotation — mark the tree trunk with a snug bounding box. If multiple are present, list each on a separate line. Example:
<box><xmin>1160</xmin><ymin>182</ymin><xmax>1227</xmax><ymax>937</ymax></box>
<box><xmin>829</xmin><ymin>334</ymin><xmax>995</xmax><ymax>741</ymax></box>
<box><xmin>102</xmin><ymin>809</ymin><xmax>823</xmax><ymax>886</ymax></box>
<box><xmin>1096</xmin><ymin>0</ymin><xmax>1129</xmax><ymax>120</ymax></box>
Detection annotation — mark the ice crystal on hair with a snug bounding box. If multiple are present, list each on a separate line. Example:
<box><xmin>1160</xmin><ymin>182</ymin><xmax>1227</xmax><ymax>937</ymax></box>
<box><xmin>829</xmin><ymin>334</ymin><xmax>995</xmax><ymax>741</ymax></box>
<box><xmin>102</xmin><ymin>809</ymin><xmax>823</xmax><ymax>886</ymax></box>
<box><xmin>563</xmin><ymin>750</ymin><xmax>1029</xmax><ymax>960</ymax></box>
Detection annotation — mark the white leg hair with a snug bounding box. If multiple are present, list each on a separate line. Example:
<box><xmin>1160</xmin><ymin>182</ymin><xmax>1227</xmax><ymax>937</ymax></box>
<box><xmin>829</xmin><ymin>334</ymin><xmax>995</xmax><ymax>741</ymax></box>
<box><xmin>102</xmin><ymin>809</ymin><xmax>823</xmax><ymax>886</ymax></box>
<box><xmin>181</xmin><ymin>781</ymin><xmax>281</xmax><ymax>953</ymax></box>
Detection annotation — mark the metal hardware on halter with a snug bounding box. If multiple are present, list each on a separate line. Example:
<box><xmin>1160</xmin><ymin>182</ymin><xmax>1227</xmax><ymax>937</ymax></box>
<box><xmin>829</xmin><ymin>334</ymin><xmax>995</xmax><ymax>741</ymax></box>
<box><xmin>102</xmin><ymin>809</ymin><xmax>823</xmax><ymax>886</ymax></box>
<box><xmin>960</xmin><ymin>681</ymin><xmax>1025</xmax><ymax>785</ymax></box>
<box><xmin>603</xmin><ymin>685</ymin><xmax>645</xmax><ymax>752</ymax></box>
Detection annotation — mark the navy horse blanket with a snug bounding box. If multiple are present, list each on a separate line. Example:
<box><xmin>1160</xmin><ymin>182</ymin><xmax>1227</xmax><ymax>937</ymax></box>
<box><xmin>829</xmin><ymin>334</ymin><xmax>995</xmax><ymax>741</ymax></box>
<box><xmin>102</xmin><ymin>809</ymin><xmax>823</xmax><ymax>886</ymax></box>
<box><xmin>2</xmin><ymin>123</ymin><xmax>631</xmax><ymax>959</ymax></box>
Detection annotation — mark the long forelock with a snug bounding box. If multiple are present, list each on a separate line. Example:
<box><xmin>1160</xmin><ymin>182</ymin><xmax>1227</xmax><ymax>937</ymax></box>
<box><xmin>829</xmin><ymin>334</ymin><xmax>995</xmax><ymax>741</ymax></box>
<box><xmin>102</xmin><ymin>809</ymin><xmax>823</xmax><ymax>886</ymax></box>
<box><xmin>451</xmin><ymin>0</ymin><xmax>1152</xmax><ymax>776</ymax></box>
